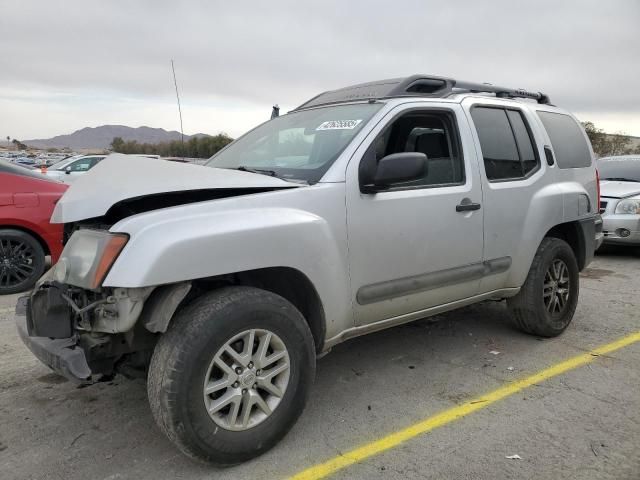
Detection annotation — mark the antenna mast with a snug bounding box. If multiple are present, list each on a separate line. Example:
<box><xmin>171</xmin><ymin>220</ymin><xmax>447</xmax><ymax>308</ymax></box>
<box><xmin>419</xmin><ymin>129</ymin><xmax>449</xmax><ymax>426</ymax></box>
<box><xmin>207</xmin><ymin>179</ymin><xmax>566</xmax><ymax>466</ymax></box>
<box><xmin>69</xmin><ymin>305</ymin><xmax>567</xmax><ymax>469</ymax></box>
<box><xmin>171</xmin><ymin>59</ymin><xmax>185</xmax><ymax>146</ymax></box>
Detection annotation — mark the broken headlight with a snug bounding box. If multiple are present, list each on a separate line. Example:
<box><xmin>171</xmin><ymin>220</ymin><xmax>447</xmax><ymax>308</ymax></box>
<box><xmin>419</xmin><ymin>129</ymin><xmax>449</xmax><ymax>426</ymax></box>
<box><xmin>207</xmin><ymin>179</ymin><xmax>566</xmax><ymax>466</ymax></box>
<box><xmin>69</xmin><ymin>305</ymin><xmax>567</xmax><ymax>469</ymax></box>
<box><xmin>52</xmin><ymin>230</ymin><xmax>128</xmax><ymax>289</ymax></box>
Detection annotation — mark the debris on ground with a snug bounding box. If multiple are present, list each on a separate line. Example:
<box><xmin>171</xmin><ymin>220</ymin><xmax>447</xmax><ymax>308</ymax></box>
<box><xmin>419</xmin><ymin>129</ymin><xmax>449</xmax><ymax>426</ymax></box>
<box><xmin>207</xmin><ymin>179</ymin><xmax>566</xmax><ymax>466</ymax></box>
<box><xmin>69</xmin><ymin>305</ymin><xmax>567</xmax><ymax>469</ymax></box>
<box><xmin>505</xmin><ymin>454</ymin><xmax>522</xmax><ymax>460</ymax></box>
<box><xmin>489</xmin><ymin>350</ymin><xmax>500</xmax><ymax>355</ymax></box>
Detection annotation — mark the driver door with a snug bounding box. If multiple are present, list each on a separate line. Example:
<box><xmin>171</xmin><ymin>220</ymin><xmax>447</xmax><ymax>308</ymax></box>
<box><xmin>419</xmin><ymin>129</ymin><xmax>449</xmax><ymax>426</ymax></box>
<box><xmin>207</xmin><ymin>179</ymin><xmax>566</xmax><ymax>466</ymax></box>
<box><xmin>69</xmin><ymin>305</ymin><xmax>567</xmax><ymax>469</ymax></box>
<box><xmin>345</xmin><ymin>103</ymin><xmax>484</xmax><ymax>326</ymax></box>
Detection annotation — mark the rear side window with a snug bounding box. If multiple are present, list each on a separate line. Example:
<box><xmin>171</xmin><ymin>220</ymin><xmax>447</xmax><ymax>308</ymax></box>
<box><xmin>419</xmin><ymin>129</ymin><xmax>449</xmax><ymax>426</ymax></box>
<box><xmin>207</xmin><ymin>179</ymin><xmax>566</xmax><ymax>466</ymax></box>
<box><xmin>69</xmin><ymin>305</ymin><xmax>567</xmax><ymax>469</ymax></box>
<box><xmin>537</xmin><ymin>111</ymin><xmax>592</xmax><ymax>168</ymax></box>
<box><xmin>471</xmin><ymin>107</ymin><xmax>539</xmax><ymax>181</ymax></box>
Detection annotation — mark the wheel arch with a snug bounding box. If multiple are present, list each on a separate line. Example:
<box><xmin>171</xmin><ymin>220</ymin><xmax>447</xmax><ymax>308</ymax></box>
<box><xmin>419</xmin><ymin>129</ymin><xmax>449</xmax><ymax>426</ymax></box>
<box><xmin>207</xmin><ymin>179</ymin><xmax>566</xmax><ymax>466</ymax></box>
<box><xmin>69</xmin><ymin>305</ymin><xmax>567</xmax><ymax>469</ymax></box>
<box><xmin>148</xmin><ymin>267</ymin><xmax>327</xmax><ymax>353</ymax></box>
<box><xmin>544</xmin><ymin>220</ymin><xmax>590</xmax><ymax>271</ymax></box>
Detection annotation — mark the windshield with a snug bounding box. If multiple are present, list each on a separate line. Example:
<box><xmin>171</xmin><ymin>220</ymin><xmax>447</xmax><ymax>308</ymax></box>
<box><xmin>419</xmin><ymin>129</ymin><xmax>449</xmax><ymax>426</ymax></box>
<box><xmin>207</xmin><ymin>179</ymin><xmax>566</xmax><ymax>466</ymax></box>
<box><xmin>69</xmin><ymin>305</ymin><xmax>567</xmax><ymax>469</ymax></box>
<box><xmin>598</xmin><ymin>157</ymin><xmax>640</xmax><ymax>183</ymax></box>
<box><xmin>206</xmin><ymin>103</ymin><xmax>383</xmax><ymax>183</ymax></box>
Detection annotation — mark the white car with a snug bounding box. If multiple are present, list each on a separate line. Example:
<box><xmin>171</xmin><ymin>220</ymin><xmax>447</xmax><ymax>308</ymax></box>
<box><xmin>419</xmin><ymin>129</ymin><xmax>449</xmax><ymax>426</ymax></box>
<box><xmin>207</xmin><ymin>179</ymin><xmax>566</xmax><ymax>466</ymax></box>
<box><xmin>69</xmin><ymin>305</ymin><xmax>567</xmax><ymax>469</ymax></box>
<box><xmin>597</xmin><ymin>155</ymin><xmax>640</xmax><ymax>246</ymax></box>
<box><xmin>44</xmin><ymin>155</ymin><xmax>106</xmax><ymax>184</ymax></box>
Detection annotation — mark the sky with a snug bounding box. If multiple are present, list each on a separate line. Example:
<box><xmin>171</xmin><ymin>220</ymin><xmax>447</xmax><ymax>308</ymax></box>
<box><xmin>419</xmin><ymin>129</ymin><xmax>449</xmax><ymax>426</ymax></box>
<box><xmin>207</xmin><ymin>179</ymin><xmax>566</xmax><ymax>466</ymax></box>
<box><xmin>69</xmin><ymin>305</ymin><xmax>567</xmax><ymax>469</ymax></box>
<box><xmin>0</xmin><ymin>0</ymin><xmax>639</xmax><ymax>141</ymax></box>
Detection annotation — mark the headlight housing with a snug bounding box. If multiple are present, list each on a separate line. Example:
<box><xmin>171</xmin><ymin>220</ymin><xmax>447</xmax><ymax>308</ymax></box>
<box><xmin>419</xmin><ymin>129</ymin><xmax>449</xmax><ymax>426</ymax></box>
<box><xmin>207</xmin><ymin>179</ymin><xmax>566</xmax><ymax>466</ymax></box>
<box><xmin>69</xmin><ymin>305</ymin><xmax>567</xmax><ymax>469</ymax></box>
<box><xmin>614</xmin><ymin>199</ymin><xmax>640</xmax><ymax>215</ymax></box>
<box><xmin>52</xmin><ymin>230</ymin><xmax>128</xmax><ymax>289</ymax></box>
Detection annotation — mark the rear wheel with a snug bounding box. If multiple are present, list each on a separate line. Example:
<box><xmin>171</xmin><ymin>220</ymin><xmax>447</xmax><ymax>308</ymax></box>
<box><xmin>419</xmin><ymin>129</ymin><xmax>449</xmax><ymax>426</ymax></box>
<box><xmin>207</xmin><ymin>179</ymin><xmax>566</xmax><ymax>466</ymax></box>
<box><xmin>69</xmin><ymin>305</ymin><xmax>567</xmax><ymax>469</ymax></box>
<box><xmin>148</xmin><ymin>286</ymin><xmax>316</xmax><ymax>465</ymax></box>
<box><xmin>0</xmin><ymin>229</ymin><xmax>46</xmax><ymax>295</ymax></box>
<box><xmin>507</xmin><ymin>237</ymin><xmax>579</xmax><ymax>337</ymax></box>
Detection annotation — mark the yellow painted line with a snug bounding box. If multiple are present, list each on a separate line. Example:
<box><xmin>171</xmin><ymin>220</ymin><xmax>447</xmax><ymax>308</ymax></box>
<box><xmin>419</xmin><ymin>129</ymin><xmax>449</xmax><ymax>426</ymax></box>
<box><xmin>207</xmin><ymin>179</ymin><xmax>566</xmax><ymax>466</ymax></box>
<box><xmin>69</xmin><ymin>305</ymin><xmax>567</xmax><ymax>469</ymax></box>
<box><xmin>288</xmin><ymin>331</ymin><xmax>640</xmax><ymax>480</ymax></box>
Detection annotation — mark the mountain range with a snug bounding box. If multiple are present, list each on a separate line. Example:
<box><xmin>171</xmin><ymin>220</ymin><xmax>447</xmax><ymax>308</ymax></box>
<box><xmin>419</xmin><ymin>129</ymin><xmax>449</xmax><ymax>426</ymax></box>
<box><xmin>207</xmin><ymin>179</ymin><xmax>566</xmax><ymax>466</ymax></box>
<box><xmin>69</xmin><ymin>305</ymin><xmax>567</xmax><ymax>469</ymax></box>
<box><xmin>24</xmin><ymin>125</ymin><xmax>209</xmax><ymax>150</ymax></box>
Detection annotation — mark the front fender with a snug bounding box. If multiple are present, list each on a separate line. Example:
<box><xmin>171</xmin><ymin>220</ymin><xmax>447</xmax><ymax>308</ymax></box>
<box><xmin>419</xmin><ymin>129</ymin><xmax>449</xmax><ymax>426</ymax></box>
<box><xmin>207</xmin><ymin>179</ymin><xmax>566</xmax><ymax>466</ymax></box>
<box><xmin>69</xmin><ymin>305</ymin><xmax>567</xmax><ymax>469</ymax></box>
<box><xmin>102</xmin><ymin>190</ymin><xmax>352</xmax><ymax>340</ymax></box>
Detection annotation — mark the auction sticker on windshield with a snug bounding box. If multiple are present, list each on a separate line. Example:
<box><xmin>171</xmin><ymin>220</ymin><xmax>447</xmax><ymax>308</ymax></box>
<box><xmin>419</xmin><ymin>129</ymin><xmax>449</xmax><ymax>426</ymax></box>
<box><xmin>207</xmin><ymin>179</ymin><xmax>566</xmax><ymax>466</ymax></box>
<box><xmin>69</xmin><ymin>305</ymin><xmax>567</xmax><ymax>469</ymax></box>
<box><xmin>316</xmin><ymin>120</ymin><xmax>363</xmax><ymax>130</ymax></box>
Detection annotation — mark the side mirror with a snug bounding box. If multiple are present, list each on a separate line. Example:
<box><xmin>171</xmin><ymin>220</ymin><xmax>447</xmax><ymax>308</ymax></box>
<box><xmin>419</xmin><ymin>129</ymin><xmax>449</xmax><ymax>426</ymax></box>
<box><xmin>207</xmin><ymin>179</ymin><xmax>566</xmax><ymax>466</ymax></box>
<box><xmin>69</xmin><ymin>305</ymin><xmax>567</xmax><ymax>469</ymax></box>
<box><xmin>365</xmin><ymin>152</ymin><xmax>427</xmax><ymax>192</ymax></box>
<box><xmin>64</xmin><ymin>166</ymin><xmax>71</xmax><ymax>174</ymax></box>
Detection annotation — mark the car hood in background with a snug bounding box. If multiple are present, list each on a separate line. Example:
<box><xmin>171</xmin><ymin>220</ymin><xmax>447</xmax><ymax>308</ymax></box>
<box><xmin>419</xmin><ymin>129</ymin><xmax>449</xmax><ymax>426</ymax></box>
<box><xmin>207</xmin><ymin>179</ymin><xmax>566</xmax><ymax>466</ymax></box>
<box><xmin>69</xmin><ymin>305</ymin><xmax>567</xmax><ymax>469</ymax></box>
<box><xmin>599</xmin><ymin>180</ymin><xmax>640</xmax><ymax>199</ymax></box>
<box><xmin>51</xmin><ymin>154</ymin><xmax>302</xmax><ymax>223</ymax></box>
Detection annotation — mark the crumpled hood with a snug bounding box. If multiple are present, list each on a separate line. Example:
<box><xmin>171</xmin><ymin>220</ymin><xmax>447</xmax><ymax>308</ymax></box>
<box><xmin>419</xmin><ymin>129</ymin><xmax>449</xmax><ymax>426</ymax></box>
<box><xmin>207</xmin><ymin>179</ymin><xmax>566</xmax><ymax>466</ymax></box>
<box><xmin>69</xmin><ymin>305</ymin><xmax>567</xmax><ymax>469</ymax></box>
<box><xmin>51</xmin><ymin>154</ymin><xmax>301</xmax><ymax>223</ymax></box>
<box><xmin>600</xmin><ymin>180</ymin><xmax>640</xmax><ymax>199</ymax></box>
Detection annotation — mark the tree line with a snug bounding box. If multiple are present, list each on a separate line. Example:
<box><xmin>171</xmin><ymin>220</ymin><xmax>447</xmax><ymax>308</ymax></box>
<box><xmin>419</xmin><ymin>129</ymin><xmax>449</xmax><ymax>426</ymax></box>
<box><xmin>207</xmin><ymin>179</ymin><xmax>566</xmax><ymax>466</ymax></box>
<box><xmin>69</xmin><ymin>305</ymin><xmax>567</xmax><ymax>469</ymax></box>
<box><xmin>582</xmin><ymin>122</ymin><xmax>640</xmax><ymax>157</ymax></box>
<box><xmin>110</xmin><ymin>134</ymin><xmax>233</xmax><ymax>158</ymax></box>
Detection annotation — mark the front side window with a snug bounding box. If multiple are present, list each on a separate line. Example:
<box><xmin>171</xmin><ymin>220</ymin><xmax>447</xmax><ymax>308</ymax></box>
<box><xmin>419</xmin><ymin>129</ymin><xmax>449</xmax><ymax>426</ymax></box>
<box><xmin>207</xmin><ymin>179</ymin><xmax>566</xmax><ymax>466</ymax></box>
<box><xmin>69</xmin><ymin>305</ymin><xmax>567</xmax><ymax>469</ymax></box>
<box><xmin>537</xmin><ymin>111</ymin><xmax>592</xmax><ymax>169</ymax></box>
<box><xmin>471</xmin><ymin>106</ymin><xmax>540</xmax><ymax>181</ymax></box>
<box><xmin>68</xmin><ymin>158</ymin><xmax>95</xmax><ymax>172</ymax></box>
<box><xmin>206</xmin><ymin>103</ymin><xmax>383</xmax><ymax>184</ymax></box>
<box><xmin>359</xmin><ymin>110</ymin><xmax>464</xmax><ymax>190</ymax></box>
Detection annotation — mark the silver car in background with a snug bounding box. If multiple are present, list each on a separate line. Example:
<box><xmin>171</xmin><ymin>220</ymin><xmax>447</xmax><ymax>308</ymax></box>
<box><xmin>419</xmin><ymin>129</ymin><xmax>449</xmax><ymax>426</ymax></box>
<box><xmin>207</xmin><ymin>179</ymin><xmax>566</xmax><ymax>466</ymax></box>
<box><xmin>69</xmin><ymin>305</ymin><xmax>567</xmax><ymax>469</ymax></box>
<box><xmin>598</xmin><ymin>155</ymin><xmax>640</xmax><ymax>246</ymax></box>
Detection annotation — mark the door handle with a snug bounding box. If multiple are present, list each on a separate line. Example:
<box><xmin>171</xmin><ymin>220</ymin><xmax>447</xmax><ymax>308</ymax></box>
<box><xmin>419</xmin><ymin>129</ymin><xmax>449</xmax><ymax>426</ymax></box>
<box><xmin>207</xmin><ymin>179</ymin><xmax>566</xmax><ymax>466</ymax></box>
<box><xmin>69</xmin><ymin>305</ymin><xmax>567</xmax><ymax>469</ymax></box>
<box><xmin>456</xmin><ymin>200</ymin><xmax>481</xmax><ymax>212</ymax></box>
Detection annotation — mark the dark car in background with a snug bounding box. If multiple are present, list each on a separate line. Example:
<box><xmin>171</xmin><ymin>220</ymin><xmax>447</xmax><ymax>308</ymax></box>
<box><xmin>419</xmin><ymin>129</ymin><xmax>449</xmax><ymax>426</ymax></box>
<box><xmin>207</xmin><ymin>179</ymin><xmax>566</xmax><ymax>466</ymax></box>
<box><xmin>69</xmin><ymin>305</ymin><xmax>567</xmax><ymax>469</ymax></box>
<box><xmin>597</xmin><ymin>155</ymin><xmax>640</xmax><ymax>247</ymax></box>
<box><xmin>0</xmin><ymin>160</ymin><xmax>67</xmax><ymax>294</ymax></box>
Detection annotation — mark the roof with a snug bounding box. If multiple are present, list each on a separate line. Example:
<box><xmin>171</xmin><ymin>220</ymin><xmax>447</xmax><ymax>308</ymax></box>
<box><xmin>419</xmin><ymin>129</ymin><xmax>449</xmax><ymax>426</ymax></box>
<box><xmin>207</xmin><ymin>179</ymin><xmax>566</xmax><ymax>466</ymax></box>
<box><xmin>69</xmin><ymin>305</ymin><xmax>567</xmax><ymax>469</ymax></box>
<box><xmin>294</xmin><ymin>74</ymin><xmax>551</xmax><ymax>111</ymax></box>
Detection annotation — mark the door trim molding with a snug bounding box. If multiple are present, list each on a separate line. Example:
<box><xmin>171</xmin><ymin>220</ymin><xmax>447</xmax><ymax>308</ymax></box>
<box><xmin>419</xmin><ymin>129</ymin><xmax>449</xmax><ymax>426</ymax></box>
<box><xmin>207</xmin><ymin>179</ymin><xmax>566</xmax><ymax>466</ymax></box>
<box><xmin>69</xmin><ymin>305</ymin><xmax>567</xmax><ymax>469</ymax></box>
<box><xmin>356</xmin><ymin>256</ymin><xmax>511</xmax><ymax>305</ymax></box>
<box><xmin>326</xmin><ymin>286</ymin><xmax>520</xmax><ymax>349</ymax></box>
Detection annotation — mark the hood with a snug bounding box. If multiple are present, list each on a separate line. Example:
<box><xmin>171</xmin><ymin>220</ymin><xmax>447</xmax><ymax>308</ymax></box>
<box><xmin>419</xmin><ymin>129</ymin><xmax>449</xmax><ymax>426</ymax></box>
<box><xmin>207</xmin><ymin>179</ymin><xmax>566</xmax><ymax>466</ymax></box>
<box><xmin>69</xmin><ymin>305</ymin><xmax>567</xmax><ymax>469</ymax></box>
<box><xmin>51</xmin><ymin>154</ymin><xmax>301</xmax><ymax>223</ymax></box>
<box><xmin>599</xmin><ymin>180</ymin><xmax>640</xmax><ymax>199</ymax></box>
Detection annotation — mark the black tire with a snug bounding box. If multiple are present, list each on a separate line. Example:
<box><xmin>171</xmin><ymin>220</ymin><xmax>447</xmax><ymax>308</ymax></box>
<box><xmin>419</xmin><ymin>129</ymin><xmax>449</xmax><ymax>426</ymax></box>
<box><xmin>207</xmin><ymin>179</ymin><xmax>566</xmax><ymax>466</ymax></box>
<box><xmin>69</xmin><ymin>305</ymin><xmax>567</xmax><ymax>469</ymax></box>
<box><xmin>507</xmin><ymin>237</ymin><xmax>579</xmax><ymax>337</ymax></box>
<box><xmin>0</xmin><ymin>229</ymin><xmax>46</xmax><ymax>295</ymax></box>
<box><xmin>147</xmin><ymin>286</ymin><xmax>316</xmax><ymax>465</ymax></box>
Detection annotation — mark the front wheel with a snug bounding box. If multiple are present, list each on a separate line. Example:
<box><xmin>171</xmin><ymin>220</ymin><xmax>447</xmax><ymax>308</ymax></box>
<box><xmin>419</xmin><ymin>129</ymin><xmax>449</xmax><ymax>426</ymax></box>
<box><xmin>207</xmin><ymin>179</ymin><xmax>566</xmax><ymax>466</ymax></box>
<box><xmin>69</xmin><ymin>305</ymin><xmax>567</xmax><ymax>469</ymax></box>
<box><xmin>147</xmin><ymin>286</ymin><xmax>316</xmax><ymax>465</ymax></box>
<box><xmin>507</xmin><ymin>237</ymin><xmax>579</xmax><ymax>337</ymax></box>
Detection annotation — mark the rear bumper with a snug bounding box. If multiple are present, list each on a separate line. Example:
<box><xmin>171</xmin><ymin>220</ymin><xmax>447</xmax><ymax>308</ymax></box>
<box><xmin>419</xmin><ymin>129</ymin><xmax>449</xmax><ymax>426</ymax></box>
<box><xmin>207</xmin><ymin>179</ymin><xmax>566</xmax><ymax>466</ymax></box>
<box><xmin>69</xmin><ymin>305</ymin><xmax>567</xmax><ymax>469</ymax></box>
<box><xmin>15</xmin><ymin>295</ymin><xmax>91</xmax><ymax>381</ymax></box>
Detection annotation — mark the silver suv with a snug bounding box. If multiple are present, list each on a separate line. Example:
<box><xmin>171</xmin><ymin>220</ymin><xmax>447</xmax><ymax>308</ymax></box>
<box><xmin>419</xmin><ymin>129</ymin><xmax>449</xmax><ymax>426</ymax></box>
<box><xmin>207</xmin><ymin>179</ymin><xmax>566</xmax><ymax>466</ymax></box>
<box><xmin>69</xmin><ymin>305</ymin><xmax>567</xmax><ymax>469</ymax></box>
<box><xmin>17</xmin><ymin>75</ymin><xmax>599</xmax><ymax>465</ymax></box>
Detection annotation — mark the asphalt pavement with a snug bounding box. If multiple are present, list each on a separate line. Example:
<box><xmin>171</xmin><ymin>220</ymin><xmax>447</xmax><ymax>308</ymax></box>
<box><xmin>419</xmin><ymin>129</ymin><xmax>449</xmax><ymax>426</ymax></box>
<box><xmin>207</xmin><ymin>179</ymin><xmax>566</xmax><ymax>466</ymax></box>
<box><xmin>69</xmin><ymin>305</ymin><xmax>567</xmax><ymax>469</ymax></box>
<box><xmin>1</xmin><ymin>247</ymin><xmax>638</xmax><ymax>480</ymax></box>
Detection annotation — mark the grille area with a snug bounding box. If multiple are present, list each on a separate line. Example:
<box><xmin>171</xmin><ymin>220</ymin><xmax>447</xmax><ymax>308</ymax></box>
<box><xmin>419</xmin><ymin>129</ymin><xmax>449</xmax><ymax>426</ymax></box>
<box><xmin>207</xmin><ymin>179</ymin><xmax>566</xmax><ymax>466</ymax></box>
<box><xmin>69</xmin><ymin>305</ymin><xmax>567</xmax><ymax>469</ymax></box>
<box><xmin>599</xmin><ymin>200</ymin><xmax>608</xmax><ymax>214</ymax></box>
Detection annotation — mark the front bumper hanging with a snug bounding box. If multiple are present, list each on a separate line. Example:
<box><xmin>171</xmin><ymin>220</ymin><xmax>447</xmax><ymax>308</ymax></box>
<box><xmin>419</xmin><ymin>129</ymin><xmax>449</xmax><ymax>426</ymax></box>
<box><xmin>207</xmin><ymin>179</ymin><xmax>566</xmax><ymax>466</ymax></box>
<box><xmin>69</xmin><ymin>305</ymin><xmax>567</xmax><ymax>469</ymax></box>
<box><xmin>15</xmin><ymin>294</ymin><xmax>92</xmax><ymax>381</ymax></box>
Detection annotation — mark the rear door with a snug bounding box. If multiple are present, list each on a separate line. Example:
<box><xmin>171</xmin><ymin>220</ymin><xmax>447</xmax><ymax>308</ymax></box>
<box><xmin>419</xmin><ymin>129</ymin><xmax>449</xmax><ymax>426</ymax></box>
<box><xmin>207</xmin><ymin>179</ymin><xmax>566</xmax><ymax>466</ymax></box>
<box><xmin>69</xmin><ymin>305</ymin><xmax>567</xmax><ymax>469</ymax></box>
<box><xmin>462</xmin><ymin>99</ymin><xmax>549</xmax><ymax>293</ymax></box>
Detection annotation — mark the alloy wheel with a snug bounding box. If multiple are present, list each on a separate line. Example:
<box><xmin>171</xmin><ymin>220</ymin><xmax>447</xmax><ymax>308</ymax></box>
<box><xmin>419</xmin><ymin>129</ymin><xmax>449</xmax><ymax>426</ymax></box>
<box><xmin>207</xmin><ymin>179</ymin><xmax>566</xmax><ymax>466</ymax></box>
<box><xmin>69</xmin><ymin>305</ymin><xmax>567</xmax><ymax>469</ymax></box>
<box><xmin>0</xmin><ymin>237</ymin><xmax>36</xmax><ymax>288</ymax></box>
<box><xmin>543</xmin><ymin>258</ymin><xmax>570</xmax><ymax>315</ymax></box>
<box><xmin>203</xmin><ymin>329</ymin><xmax>291</xmax><ymax>431</ymax></box>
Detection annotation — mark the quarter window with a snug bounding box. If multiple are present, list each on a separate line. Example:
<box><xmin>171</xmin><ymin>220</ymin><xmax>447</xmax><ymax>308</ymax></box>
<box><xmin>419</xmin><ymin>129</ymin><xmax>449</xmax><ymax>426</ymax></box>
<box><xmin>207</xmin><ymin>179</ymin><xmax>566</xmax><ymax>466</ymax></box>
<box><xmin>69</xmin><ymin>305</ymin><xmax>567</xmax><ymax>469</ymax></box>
<box><xmin>537</xmin><ymin>111</ymin><xmax>592</xmax><ymax>168</ymax></box>
<box><xmin>471</xmin><ymin>107</ymin><xmax>540</xmax><ymax>181</ymax></box>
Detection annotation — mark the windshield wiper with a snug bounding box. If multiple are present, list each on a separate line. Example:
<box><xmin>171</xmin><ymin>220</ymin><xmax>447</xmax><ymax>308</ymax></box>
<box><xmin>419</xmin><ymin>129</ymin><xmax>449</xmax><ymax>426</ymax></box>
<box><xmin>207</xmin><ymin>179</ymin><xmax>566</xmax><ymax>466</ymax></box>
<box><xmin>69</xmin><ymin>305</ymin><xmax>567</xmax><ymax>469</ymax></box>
<box><xmin>235</xmin><ymin>166</ymin><xmax>278</xmax><ymax>177</ymax></box>
<box><xmin>602</xmin><ymin>177</ymin><xmax>639</xmax><ymax>182</ymax></box>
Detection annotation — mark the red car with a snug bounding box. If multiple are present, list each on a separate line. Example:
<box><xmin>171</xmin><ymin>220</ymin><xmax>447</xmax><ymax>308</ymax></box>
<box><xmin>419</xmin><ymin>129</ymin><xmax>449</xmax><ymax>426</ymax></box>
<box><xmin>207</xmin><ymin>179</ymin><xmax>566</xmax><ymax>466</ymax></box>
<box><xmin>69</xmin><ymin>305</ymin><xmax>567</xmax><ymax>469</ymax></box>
<box><xmin>0</xmin><ymin>160</ymin><xmax>67</xmax><ymax>294</ymax></box>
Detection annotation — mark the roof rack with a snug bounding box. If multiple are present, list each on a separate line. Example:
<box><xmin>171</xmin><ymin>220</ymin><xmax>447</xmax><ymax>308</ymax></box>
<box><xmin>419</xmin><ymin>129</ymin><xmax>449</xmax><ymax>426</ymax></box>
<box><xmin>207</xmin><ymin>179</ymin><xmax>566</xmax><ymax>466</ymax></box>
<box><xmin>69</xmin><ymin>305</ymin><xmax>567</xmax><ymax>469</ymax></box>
<box><xmin>293</xmin><ymin>74</ymin><xmax>551</xmax><ymax>111</ymax></box>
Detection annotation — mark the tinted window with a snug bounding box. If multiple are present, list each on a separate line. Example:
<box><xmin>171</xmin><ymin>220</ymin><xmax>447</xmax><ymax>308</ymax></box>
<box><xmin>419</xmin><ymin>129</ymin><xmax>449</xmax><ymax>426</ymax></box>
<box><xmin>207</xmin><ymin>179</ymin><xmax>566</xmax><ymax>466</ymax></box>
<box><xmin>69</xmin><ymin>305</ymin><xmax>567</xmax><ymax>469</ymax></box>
<box><xmin>472</xmin><ymin>107</ymin><xmax>539</xmax><ymax>181</ymax></box>
<box><xmin>360</xmin><ymin>111</ymin><xmax>464</xmax><ymax>189</ymax></box>
<box><xmin>537</xmin><ymin>112</ymin><xmax>591</xmax><ymax>168</ymax></box>
<box><xmin>506</xmin><ymin>110</ymin><xmax>538</xmax><ymax>175</ymax></box>
<box><xmin>472</xmin><ymin>107</ymin><xmax>522</xmax><ymax>180</ymax></box>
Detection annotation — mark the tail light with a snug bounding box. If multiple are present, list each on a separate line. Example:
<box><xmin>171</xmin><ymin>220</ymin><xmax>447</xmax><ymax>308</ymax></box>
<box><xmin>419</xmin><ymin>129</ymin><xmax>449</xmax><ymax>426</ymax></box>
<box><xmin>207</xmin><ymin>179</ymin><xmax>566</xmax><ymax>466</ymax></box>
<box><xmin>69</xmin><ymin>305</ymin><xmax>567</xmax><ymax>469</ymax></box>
<box><xmin>595</xmin><ymin>169</ymin><xmax>601</xmax><ymax>211</ymax></box>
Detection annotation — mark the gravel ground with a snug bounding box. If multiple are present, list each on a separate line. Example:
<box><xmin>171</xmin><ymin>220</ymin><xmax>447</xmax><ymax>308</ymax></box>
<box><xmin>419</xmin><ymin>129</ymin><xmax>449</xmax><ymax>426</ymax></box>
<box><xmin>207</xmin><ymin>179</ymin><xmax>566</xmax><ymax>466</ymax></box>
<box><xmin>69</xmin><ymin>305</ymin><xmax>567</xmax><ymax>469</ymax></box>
<box><xmin>0</xmin><ymin>247</ymin><xmax>638</xmax><ymax>480</ymax></box>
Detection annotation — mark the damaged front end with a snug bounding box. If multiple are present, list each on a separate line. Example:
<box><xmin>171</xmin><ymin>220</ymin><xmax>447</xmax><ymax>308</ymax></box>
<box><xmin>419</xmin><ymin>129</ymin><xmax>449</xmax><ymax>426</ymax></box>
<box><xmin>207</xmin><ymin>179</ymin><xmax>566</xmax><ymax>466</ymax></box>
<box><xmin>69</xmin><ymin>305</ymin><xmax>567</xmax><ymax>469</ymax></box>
<box><xmin>16</xmin><ymin>280</ymin><xmax>160</xmax><ymax>381</ymax></box>
<box><xmin>16</xmin><ymin>225</ymin><xmax>192</xmax><ymax>382</ymax></box>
